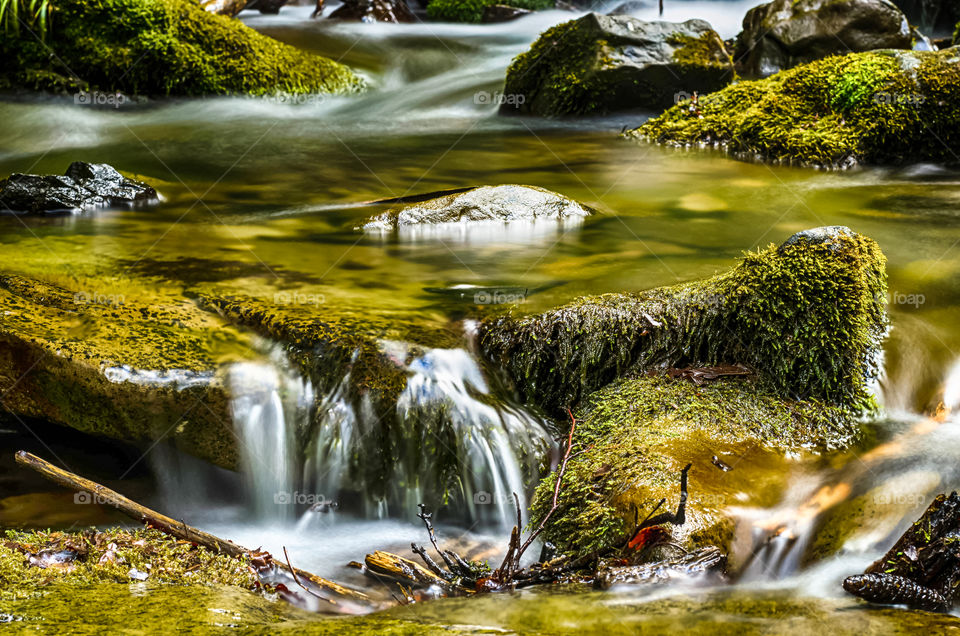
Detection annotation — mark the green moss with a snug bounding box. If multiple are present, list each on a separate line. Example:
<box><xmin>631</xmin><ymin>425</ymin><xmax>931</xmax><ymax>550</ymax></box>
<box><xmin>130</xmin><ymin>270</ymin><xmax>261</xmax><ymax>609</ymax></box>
<box><xmin>426</xmin><ymin>0</ymin><xmax>552</xmax><ymax>23</ymax></box>
<box><xmin>0</xmin><ymin>273</ymin><xmax>247</xmax><ymax>468</ymax></box>
<box><xmin>0</xmin><ymin>527</ymin><xmax>257</xmax><ymax>598</ymax></box>
<box><xmin>631</xmin><ymin>48</ymin><xmax>960</xmax><ymax>167</ymax></box>
<box><xmin>528</xmin><ymin>373</ymin><xmax>849</xmax><ymax>556</ymax></box>
<box><xmin>0</xmin><ymin>0</ymin><xmax>364</xmax><ymax>96</ymax></box>
<box><xmin>501</xmin><ymin>15</ymin><xmax>733</xmax><ymax>116</ymax></box>
<box><xmin>481</xmin><ymin>229</ymin><xmax>887</xmax><ymax>419</ymax></box>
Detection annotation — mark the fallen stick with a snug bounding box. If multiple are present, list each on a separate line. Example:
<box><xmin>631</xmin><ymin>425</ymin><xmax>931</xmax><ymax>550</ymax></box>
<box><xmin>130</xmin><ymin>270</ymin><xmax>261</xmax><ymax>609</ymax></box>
<box><xmin>14</xmin><ymin>450</ymin><xmax>369</xmax><ymax>605</ymax></box>
<box><xmin>364</xmin><ymin>550</ymin><xmax>469</xmax><ymax>595</ymax></box>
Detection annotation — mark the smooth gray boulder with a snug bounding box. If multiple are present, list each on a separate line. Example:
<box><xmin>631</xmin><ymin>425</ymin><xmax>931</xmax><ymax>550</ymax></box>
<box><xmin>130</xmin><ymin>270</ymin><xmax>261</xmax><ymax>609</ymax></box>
<box><xmin>360</xmin><ymin>185</ymin><xmax>591</xmax><ymax>231</ymax></box>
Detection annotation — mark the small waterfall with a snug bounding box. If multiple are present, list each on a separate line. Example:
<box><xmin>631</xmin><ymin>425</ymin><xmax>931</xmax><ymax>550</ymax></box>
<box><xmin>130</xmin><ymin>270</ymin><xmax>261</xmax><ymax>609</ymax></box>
<box><xmin>302</xmin><ymin>345</ymin><xmax>553</xmax><ymax>530</ymax></box>
<box><xmin>227</xmin><ymin>341</ymin><xmax>552</xmax><ymax>531</ymax></box>
<box><xmin>228</xmin><ymin>356</ymin><xmax>313</xmax><ymax>521</ymax></box>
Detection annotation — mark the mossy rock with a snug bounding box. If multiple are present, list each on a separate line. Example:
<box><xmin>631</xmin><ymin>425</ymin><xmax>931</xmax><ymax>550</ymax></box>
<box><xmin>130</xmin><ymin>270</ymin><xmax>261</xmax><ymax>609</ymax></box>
<box><xmin>529</xmin><ymin>373</ymin><xmax>855</xmax><ymax>557</ymax></box>
<box><xmin>500</xmin><ymin>14</ymin><xmax>735</xmax><ymax>117</ymax></box>
<box><xmin>0</xmin><ymin>274</ymin><xmax>247</xmax><ymax>469</ymax></box>
<box><xmin>0</xmin><ymin>0</ymin><xmax>364</xmax><ymax>96</ymax></box>
<box><xmin>630</xmin><ymin>47</ymin><xmax>960</xmax><ymax>168</ymax></box>
<box><xmin>427</xmin><ymin>0</ymin><xmax>552</xmax><ymax>24</ymax></box>
<box><xmin>481</xmin><ymin>226</ymin><xmax>887</xmax><ymax>420</ymax></box>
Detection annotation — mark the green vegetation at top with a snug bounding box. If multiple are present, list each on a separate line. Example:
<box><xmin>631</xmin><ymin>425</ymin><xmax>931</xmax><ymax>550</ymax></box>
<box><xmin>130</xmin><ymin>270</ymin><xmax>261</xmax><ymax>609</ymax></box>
<box><xmin>426</xmin><ymin>0</ymin><xmax>552</xmax><ymax>24</ymax></box>
<box><xmin>0</xmin><ymin>0</ymin><xmax>364</xmax><ymax>96</ymax></box>
<box><xmin>632</xmin><ymin>48</ymin><xmax>960</xmax><ymax>167</ymax></box>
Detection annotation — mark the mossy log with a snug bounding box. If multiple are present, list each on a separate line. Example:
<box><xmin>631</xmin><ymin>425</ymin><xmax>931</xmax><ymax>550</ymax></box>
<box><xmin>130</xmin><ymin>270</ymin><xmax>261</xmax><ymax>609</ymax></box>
<box><xmin>14</xmin><ymin>450</ymin><xmax>370</xmax><ymax>605</ymax></box>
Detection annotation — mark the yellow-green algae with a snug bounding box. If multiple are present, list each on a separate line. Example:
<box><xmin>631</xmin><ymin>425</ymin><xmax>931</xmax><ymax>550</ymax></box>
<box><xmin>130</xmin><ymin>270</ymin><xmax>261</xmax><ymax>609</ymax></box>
<box><xmin>631</xmin><ymin>48</ymin><xmax>960</xmax><ymax>167</ymax></box>
<box><xmin>481</xmin><ymin>229</ymin><xmax>887</xmax><ymax>419</ymax></box>
<box><xmin>0</xmin><ymin>273</ymin><xmax>252</xmax><ymax>469</ymax></box>
<box><xmin>500</xmin><ymin>14</ymin><xmax>734</xmax><ymax>116</ymax></box>
<box><xmin>0</xmin><ymin>527</ymin><xmax>257</xmax><ymax>598</ymax></box>
<box><xmin>0</xmin><ymin>0</ymin><xmax>364</xmax><ymax>96</ymax></box>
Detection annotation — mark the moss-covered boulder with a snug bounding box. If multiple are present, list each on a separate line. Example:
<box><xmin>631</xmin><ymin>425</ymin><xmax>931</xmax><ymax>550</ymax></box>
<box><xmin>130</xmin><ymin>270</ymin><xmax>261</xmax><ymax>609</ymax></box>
<box><xmin>630</xmin><ymin>47</ymin><xmax>960</xmax><ymax>168</ymax></box>
<box><xmin>0</xmin><ymin>274</ymin><xmax>247</xmax><ymax>469</ymax></box>
<box><xmin>500</xmin><ymin>14</ymin><xmax>735</xmax><ymax>117</ymax></box>
<box><xmin>0</xmin><ymin>0</ymin><xmax>364</xmax><ymax>96</ymax></box>
<box><xmin>427</xmin><ymin>0</ymin><xmax>551</xmax><ymax>24</ymax></box>
<box><xmin>481</xmin><ymin>228</ymin><xmax>887</xmax><ymax>556</ymax></box>
<box><xmin>360</xmin><ymin>185</ymin><xmax>592</xmax><ymax>232</ymax></box>
<box><xmin>736</xmin><ymin>0</ymin><xmax>913</xmax><ymax>78</ymax></box>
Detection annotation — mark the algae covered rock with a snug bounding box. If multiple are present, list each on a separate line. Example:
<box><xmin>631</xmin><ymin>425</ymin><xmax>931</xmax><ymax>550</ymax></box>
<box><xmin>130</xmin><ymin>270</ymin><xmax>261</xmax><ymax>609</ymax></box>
<box><xmin>0</xmin><ymin>162</ymin><xmax>158</xmax><ymax>215</ymax></box>
<box><xmin>0</xmin><ymin>274</ymin><xmax>246</xmax><ymax>469</ymax></box>
<box><xmin>500</xmin><ymin>14</ymin><xmax>735</xmax><ymax>116</ymax></box>
<box><xmin>0</xmin><ymin>0</ymin><xmax>364</xmax><ymax>96</ymax></box>
<box><xmin>360</xmin><ymin>185</ymin><xmax>592</xmax><ymax>232</ymax></box>
<box><xmin>736</xmin><ymin>0</ymin><xmax>912</xmax><ymax>78</ymax></box>
<box><xmin>506</xmin><ymin>228</ymin><xmax>888</xmax><ymax>556</ymax></box>
<box><xmin>481</xmin><ymin>226</ymin><xmax>887</xmax><ymax>418</ymax></box>
<box><xmin>631</xmin><ymin>47</ymin><xmax>960</xmax><ymax>168</ymax></box>
<box><xmin>427</xmin><ymin>0</ymin><xmax>552</xmax><ymax>24</ymax></box>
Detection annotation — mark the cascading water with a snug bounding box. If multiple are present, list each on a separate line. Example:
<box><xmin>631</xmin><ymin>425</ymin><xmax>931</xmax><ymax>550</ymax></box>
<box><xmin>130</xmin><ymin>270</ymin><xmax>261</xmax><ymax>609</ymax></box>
<box><xmin>228</xmin><ymin>354</ymin><xmax>313</xmax><ymax>521</ymax></box>
<box><xmin>227</xmin><ymin>340</ymin><xmax>552</xmax><ymax>532</ymax></box>
<box><xmin>301</xmin><ymin>344</ymin><xmax>553</xmax><ymax>531</ymax></box>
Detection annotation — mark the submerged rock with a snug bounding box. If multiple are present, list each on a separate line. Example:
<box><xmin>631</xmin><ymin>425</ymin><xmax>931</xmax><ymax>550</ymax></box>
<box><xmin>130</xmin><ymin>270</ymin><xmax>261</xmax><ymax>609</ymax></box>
<box><xmin>360</xmin><ymin>185</ymin><xmax>592</xmax><ymax>231</ymax></box>
<box><xmin>0</xmin><ymin>162</ymin><xmax>158</xmax><ymax>215</ymax></box>
<box><xmin>329</xmin><ymin>0</ymin><xmax>416</xmax><ymax>22</ymax></box>
<box><xmin>0</xmin><ymin>0</ymin><xmax>363</xmax><ymax>96</ymax></box>
<box><xmin>631</xmin><ymin>47</ymin><xmax>960</xmax><ymax>168</ymax></box>
<box><xmin>483</xmin><ymin>228</ymin><xmax>888</xmax><ymax>555</ymax></box>
<box><xmin>500</xmin><ymin>14</ymin><xmax>735</xmax><ymax>116</ymax></box>
<box><xmin>736</xmin><ymin>0</ymin><xmax>913</xmax><ymax>78</ymax></box>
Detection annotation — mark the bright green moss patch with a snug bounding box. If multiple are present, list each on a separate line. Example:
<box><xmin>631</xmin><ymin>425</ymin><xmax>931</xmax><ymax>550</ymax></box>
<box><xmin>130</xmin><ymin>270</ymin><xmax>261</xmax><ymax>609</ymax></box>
<box><xmin>631</xmin><ymin>48</ymin><xmax>960</xmax><ymax>167</ymax></box>
<box><xmin>481</xmin><ymin>228</ymin><xmax>887</xmax><ymax>419</ymax></box>
<box><xmin>426</xmin><ymin>0</ymin><xmax>551</xmax><ymax>23</ymax></box>
<box><xmin>0</xmin><ymin>0</ymin><xmax>364</xmax><ymax>96</ymax></box>
<box><xmin>0</xmin><ymin>527</ymin><xmax>257</xmax><ymax>598</ymax></box>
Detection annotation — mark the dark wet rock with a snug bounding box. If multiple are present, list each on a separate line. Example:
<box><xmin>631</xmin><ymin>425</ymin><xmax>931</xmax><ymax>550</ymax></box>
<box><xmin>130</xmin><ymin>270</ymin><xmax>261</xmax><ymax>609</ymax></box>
<box><xmin>501</xmin><ymin>14</ymin><xmax>735</xmax><ymax>116</ymax></box>
<box><xmin>328</xmin><ymin>0</ymin><xmax>416</xmax><ymax>22</ymax></box>
<box><xmin>489</xmin><ymin>229</ymin><xmax>887</xmax><ymax>556</ymax></box>
<box><xmin>736</xmin><ymin>0</ymin><xmax>912</xmax><ymax>78</ymax></box>
<box><xmin>360</xmin><ymin>184</ymin><xmax>591</xmax><ymax>231</ymax></box>
<box><xmin>244</xmin><ymin>0</ymin><xmax>289</xmax><ymax>13</ymax></box>
<box><xmin>481</xmin><ymin>4</ymin><xmax>532</xmax><ymax>22</ymax></box>
<box><xmin>0</xmin><ymin>162</ymin><xmax>158</xmax><ymax>215</ymax></box>
<box><xmin>843</xmin><ymin>492</ymin><xmax>960</xmax><ymax>611</ymax></box>
<box><xmin>632</xmin><ymin>47</ymin><xmax>960</xmax><ymax>168</ymax></box>
<box><xmin>606</xmin><ymin>0</ymin><xmax>653</xmax><ymax>16</ymax></box>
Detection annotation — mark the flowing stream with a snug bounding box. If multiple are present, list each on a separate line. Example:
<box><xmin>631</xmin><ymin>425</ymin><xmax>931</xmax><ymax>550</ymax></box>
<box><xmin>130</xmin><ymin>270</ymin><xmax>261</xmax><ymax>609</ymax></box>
<box><xmin>4</xmin><ymin>0</ymin><xmax>960</xmax><ymax>631</ymax></box>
